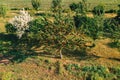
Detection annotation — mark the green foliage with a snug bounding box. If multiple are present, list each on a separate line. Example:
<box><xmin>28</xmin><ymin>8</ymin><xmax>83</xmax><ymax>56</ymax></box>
<box><xmin>66</xmin><ymin>64</ymin><xmax>80</xmax><ymax>72</ymax></box>
<box><xmin>111</xmin><ymin>67</ymin><xmax>120</xmax><ymax>76</ymax></box>
<box><xmin>0</xmin><ymin>5</ymin><xmax>8</xmax><ymax>17</ymax></box>
<box><xmin>29</xmin><ymin>6</ymin><xmax>93</xmax><ymax>58</ymax></box>
<box><xmin>118</xmin><ymin>4</ymin><xmax>120</xmax><ymax>9</ymax></box>
<box><xmin>82</xmin><ymin>66</ymin><xmax>116</xmax><ymax>80</ymax></box>
<box><xmin>65</xmin><ymin>64</ymin><xmax>82</xmax><ymax>77</ymax></box>
<box><xmin>117</xmin><ymin>10</ymin><xmax>120</xmax><ymax>17</ymax></box>
<box><xmin>29</xmin><ymin>16</ymin><xmax>47</xmax><ymax>34</ymax></box>
<box><xmin>69</xmin><ymin>0</ymin><xmax>87</xmax><ymax>14</ymax></box>
<box><xmin>112</xmin><ymin>31</ymin><xmax>120</xmax><ymax>42</ymax></box>
<box><xmin>93</xmin><ymin>4</ymin><xmax>105</xmax><ymax>16</ymax></box>
<box><xmin>104</xmin><ymin>18</ymin><xmax>120</xmax><ymax>50</ymax></box>
<box><xmin>91</xmin><ymin>73</ymin><xmax>104</xmax><ymax>80</ymax></box>
<box><xmin>51</xmin><ymin>0</ymin><xmax>62</xmax><ymax>13</ymax></box>
<box><xmin>117</xmin><ymin>4</ymin><xmax>120</xmax><ymax>17</ymax></box>
<box><xmin>0</xmin><ymin>41</ymin><xmax>11</xmax><ymax>55</ymax></box>
<box><xmin>74</xmin><ymin>15</ymin><xmax>104</xmax><ymax>39</ymax></box>
<box><xmin>31</xmin><ymin>0</ymin><xmax>41</xmax><ymax>10</ymax></box>
<box><xmin>5</xmin><ymin>23</ymin><xmax>16</xmax><ymax>33</ymax></box>
<box><xmin>77</xmin><ymin>0</ymin><xmax>87</xmax><ymax>14</ymax></box>
<box><xmin>65</xmin><ymin>64</ymin><xmax>117</xmax><ymax>79</ymax></box>
<box><xmin>69</xmin><ymin>3</ymin><xmax>78</xmax><ymax>11</ymax></box>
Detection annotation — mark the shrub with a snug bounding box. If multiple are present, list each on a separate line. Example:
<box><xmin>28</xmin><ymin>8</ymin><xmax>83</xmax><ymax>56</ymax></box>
<box><xmin>29</xmin><ymin>16</ymin><xmax>47</xmax><ymax>34</ymax></box>
<box><xmin>31</xmin><ymin>0</ymin><xmax>41</xmax><ymax>10</ymax></box>
<box><xmin>82</xmin><ymin>66</ymin><xmax>116</xmax><ymax>79</ymax></box>
<box><xmin>93</xmin><ymin>5</ymin><xmax>105</xmax><ymax>16</ymax></box>
<box><xmin>69</xmin><ymin>3</ymin><xmax>78</xmax><ymax>11</ymax></box>
<box><xmin>103</xmin><ymin>18</ymin><xmax>120</xmax><ymax>50</ymax></box>
<box><xmin>117</xmin><ymin>10</ymin><xmax>120</xmax><ymax>17</ymax></box>
<box><xmin>51</xmin><ymin>0</ymin><xmax>62</xmax><ymax>12</ymax></box>
<box><xmin>74</xmin><ymin>15</ymin><xmax>104</xmax><ymax>39</ymax></box>
<box><xmin>69</xmin><ymin>0</ymin><xmax>87</xmax><ymax>14</ymax></box>
<box><xmin>5</xmin><ymin>23</ymin><xmax>16</xmax><ymax>33</ymax></box>
<box><xmin>0</xmin><ymin>5</ymin><xmax>8</xmax><ymax>17</ymax></box>
<box><xmin>111</xmin><ymin>67</ymin><xmax>120</xmax><ymax>76</ymax></box>
<box><xmin>66</xmin><ymin>64</ymin><xmax>80</xmax><ymax>71</ymax></box>
<box><xmin>111</xmin><ymin>29</ymin><xmax>120</xmax><ymax>50</ymax></box>
<box><xmin>76</xmin><ymin>0</ymin><xmax>87</xmax><ymax>14</ymax></box>
<box><xmin>9</xmin><ymin>8</ymin><xmax>33</xmax><ymax>39</ymax></box>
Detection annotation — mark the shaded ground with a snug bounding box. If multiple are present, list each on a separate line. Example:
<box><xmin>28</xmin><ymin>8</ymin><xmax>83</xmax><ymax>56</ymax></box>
<box><xmin>0</xmin><ymin>38</ymin><xmax>120</xmax><ymax>79</ymax></box>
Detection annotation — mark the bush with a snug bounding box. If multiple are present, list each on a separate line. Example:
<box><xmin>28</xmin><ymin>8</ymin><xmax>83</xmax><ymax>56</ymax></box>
<box><xmin>31</xmin><ymin>0</ymin><xmax>41</xmax><ymax>10</ymax></box>
<box><xmin>103</xmin><ymin>18</ymin><xmax>120</xmax><ymax>50</ymax></box>
<box><xmin>69</xmin><ymin>3</ymin><xmax>78</xmax><ymax>11</ymax></box>
<box><xmin>5</xmin><ymin>23</ymin><xmax>16</xmax><ymax>33</ymax></box>
<box><xmin>9</xmin><ymin>8</ymin><xmax>33</xmax><ymax>39</ymax></box>
<box><xmin>93</xmin><ymin>5</ymin><xmax>105</xmax><ymax>16</ymax></box>
<box><xmin>82</xmin><ymin>66</ymin><xmax>116</xmax><ymax>80</ymax></box>
<box><xmin>51</xmin><ymin>0</ymin><xmax>62</xmax><ymax>12</ymax></box>
<box><xmin>111</xmin><ymin>30</ymin><xmax>120</xmax><ymax>50</ymax></box>
<box><xmin>0</xmin><ymin>5</ymin><xmax>8</xmax><ymax>17</ymax></box>
<box><xmin>69</xmin><ymin>0</ymin><xmax>87</xmax><ymax>14</ymax></box>
<box><xmin>117</xmin><ymin>10</ymin><xmax>120</xmax><ymax>17</ymax></box>
<box><xmin>74</xmin><ymin>15</ymin><xmax>104</xmax><ymax>39</ymax></box>
<box><xmin>29</xmin><ymin>16</ymin><xmax>47</xmax><ymax>34</ymax></box>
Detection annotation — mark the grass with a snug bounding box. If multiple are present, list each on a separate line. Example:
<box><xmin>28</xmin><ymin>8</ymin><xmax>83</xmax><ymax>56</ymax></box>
<box><xmin>0</xmin><ymin>34</ymin><xmax>120</xmax><ymax>79</ymax></box>
<box><xmin>0</xmin><ymin>0</ymin><xmax>120</xmax><ymax>79</ymax></box>
<box><xmin>0</xmin><ymin>0</ymin><xmax>119</xmax><ymax>10</ymax></box>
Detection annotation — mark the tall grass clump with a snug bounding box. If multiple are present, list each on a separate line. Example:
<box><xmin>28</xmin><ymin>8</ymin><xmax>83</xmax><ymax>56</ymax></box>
<box><xmin>0</xmin><ymin>5</ymin><xmax>8</xmax><ymax>17</ymax></box>
<box><xmin>31</xmin><ymin>0</ymin><xmax>41</xmax><ymax>10</ymax></box>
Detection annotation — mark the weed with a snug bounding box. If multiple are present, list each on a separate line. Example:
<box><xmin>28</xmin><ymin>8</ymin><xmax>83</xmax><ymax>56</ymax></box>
<box><xmin>0</xmin><ymin>5</ymin><xmax>8</xmax><ymax>17</ymax></box>
<box><xmin>44</xmin><ymin>59</ymin><xmax>51</xmax><ymax>64</ymax></box>
<box><xmin>56</xmin><ymin>61</ymin><xmax>64</xmax><ymax>75</ymax></box>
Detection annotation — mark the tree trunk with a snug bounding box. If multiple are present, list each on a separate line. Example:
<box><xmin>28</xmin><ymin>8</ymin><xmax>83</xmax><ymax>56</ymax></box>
<box><xmin>59</xmin><ymin>47</ymin><xmax>63</xmax><ymax>59</ymax></box>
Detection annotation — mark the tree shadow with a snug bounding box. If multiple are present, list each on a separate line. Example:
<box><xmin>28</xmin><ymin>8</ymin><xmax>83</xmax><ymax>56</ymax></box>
<box><xmin>107</xmin><ymin>41</ymin><xmax>120</xmax><ymax>50</ymax></box>
<box><xmin>0</xmin><ymin>33</ymin><xmax>101</xmax><ymax>63</ymax></box>
<box><xmin>0</xmin><ymin>33</ymin><xmax>42</xmax><ymax>63</ymax></box>
<box><xmin>63</xmin><ymin>49</ymin><xmax>101</xmax><ymax>61</ymax></box>
<box><xmin>108</xmin><ymin>57</ymin><xmax>120</xmax><ymax>62</ymax></box>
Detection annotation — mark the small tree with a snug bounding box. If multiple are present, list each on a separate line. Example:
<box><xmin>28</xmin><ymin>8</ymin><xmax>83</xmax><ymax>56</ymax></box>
<box><xmin>31</xmin><ymin>0</ymin><xmax>41</xmax><ymax>10</ymax></box>
<box><xmin>9</xmin><ymin>8</ymin><xmax>33</xmax><ymax>39</ymax></box>
<box><xmin>0</xmin><ymin>5</ymin><xmax>7</xmax><ymax>17</ymax></box>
